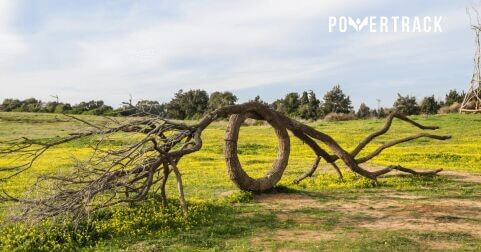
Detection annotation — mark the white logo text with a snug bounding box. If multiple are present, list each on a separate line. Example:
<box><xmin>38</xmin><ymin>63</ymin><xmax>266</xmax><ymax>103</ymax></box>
<box><xmin>328</xmin><ymin>16</ymin><xmax>443</xmax><ymax>33</ymax></box>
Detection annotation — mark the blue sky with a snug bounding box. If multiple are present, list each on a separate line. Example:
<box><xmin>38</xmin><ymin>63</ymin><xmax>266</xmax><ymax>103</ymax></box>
<box><xmin>0</xmin><ymin>0</ymin><xmax>476</xmax><ymax>108</ymax></box>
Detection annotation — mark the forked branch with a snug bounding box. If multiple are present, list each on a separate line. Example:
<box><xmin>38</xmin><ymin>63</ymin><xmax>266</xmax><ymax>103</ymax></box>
<box><xmin>0</xmin><ymin>102</ymin><xmax>450</xmax><ymax>221</ymax></box>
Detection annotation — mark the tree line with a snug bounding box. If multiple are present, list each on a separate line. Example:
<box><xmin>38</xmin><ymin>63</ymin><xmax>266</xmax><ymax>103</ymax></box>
<box><xmin>0</xmin><ymin>86</ymin><xmax>466</xmax><ymax>120</ymax></box>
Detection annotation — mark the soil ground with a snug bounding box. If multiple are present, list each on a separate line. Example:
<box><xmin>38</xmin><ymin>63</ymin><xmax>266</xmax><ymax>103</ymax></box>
<box><xmin>250</xmin><ymin>170</ymin><xmax>481</xmax><ymax>251</ymax></box>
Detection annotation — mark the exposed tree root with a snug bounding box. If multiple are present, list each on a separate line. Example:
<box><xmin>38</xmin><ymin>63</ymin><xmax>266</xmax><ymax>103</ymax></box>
<box><xmin>0</xmin><ymin>102</ymin><xmax>450</xmax><ymax>221</ymax></box>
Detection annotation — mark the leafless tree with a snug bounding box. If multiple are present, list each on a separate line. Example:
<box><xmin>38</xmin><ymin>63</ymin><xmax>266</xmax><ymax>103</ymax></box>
<box><xmin>0</xmin><ymin>102</ymin><xmax>450</xmax><ymax>221</ymax></box>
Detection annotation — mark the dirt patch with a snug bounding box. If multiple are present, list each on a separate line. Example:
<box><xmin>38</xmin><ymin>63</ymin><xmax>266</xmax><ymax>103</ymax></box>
<box><xmin>252</xmin><ymin>170</ymin><xmax>481</xmax><ymax>248</ymax></box>
<box><xmin>359</xmin><ymin>198</ymin><xmax>481</xmax><ymax>238</ymax></box>
<box><xmin>253</xmin><ymin>193</ymin><xmax>323</xmax><ymax>211</ymax></box>
<box><xmin>224</xmin><ymin>192</ymin><xmax>332</xmax><ymax>248</ymax></box>
<box><xmin>318</xmin><ymin>196</ymin><xmax>481</xmax><ymax>238</ymax></box>
<box><xmin>275</xmin><ymin>229</ymin><xmax>335</xmax><ymax>242</ymax></box>
<box><xmin>387</xmin><ymin>194</ymin><xmax>427</xmax><ymax>200</ymax></box>
<box><xmin>250</xmin><ymin>227</ymin><xmax>336</xmax><ymax>248</ymax></box>
<box><xmin>425</xmin><ymin>240</ymin><xmax>462</xmax><ymax>250</ymax></box>
<box><xmin>361</xmin><ymin>218</ymin><xmax>481</xmax><ymax>237</ymax></box>
<box><xmin>254</xmin><ymin>191</ymin><xmax>481</xmax><ymax>243</ymax></box>
<box><xmin>254</xmin><ymin>193</ymin><xmax>325</xmax><ymax>223</ymax></box>
<box><xmin>442</xmin><ymin>170</ymin><xmax>481</xmax><ymax>184</ymax></box>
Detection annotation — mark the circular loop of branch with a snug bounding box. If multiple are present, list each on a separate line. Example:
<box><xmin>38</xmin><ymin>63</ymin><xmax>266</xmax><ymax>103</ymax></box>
<box><xmin>224</xmin><ymin>111</ymin><xmax>290</xmax><ymax>192</ymax></box>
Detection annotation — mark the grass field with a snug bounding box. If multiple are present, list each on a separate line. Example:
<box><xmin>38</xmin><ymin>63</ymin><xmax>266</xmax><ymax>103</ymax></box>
<box><xmin>0</xmin><ymin>112</ymin><xmax>480</xmax><ymax>251</ymax></box>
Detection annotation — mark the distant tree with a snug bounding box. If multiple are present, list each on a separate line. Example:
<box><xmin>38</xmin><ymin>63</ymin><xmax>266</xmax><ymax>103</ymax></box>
<box><xmin>36</xmin><ymin>98</ymin><xmax>72</xmax><ymax>114</ymax></box>
<box><xmin>165</xmin><ymin>91</ymin><xmax>185</xmax><ymax>119</ymax></box>
<box><xmin>298</xmin><ymin>91</ymin><xmax>309</xmax><ymax>118</ymax></box>
<box><xmin>382</xmin><ymin>107</ymin><xmax>393</xmax><ymax>117</ymax></box>
<box><xmin>308</xmin><ymin>91</ymin><xmax>321</xmax><ymax>116</ymax></box>
<box><xmin>165</xmin><ymin>89</ymin><xmax>209</xmax><ymax>119</ymax></box>
<box><xmin>372</xmin><ymin>107</ymin><xmax>388</xmax><ymax>118</ymax></box>
<box><xmin>273</xmin><ymin>92</ymin><xmax>300</xmax><ymax>116</ymax></box>
<box><xmin>299</xmin><ymin>90</ymin><xmax>320</xmax><ymax>120</ymax></box>
<box><xmin>208</xmin><ymin>91</ymin><xmax>238</xmax><ymax>111</ymax></box>
<box><xmin>71</xmin><ymin>100</ymin><xmax>113</xmax><ymax>115</ymax></box>
<box><xmin>379</xmin><ymin>108</ymin><xmax>387</xmax><ymax>118</ymax></box>
<box><xmin>88</xmin><ymin>105</ymin><xmax>113</xmax><ymax>115</ymax></box>
<box><xmin>283</xmin><ymin>92</ymin><xmax>300</xmax><ymax>115</ymax></box>
<box><xmin>71</xmin><ymin>101</ymin><xmax>85</xmax><ymax>114</ymax></box>
<box><xmin>272</xmin><ymin>99</ymin><xmax>285</xmax><ymax>113</ymax></box>
<box><xmin>445</xmin><ymin>89</ymin><xmax>465</xmax><ymax>106</ymax></box>
<box><xmin>42</xmin><ymin>101</ymin><xmax>58</xmax><ymax>113</ymax></box>
<box><xmin>393</xmin><ymin>94</ymin><xmax>420</xmax><ymax>115</ymax></box>
<box><xmin>20</xmin><ymin>98</ymin><xmax>42</xmax><ymax>112</ymax></box>
<box><xmin>300</xmin><ymin>91</ymin><xmax>309</xmax><ymax>105</ymax></box>
<box><xmin>183</xmin><ymin>89</ymin><xmax>209</xmax><ymax>118</ymax></box>
<box><xmin>356</xmin><ymin>103</ymin><xmax>371</xmax><ymax>118</ymax></box>
<box><xmin>1</xmin><ymin>98</ymin><xmax>22</xmax><ymax>112</ymax></box>
<box><xmin>136</xmin><ymin>100</ymin><xmax>164</xmax><ymax>116</ymax></box>
<box><xmin>321</xmin><ymin>85</ymin><xmax>353</xmax><ymax>115</ymax></box>
<box><xmin>249</xmin><ymin>95</ymin><xmax>269</xmax><ymax>106</ymax></box>
<box><xmin>54</xmin><ymin>103</ymin><xmax>72</xmax><ymax>113</ymax></box>
<box><xmin>115</xmin><ymin>104</ymin><xmax>136</xmax><ymax>116</ymax></box>
<box><xmin>420</xmin><ymin>95</ymin><xmax>440</xmax><ymax>115</ymax></box>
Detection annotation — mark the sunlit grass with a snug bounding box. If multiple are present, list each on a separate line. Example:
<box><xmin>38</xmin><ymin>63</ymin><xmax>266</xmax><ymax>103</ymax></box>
<box><xmin>1</xmin><ymin>112</ymin><xmax>481</xmax><ymax>250</ymax></box>
<box><xmin>1</xmin><ymin>112</ymin><xmax>480</xmax><ymax>199</ymax></box>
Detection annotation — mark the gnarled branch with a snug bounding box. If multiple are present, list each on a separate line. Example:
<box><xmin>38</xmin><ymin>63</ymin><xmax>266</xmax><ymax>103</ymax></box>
<box><xmin>0</xmin><ymin>102</ymin><xmax>450</xmax><ymax>221</ymax></box>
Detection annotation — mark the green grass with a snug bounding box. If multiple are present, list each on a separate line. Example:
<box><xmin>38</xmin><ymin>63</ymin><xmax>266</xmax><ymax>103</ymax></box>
<box><xmin>0</xmin><ymin>112</ymin><xmax>481</xmax><ymax>251</ymax></box>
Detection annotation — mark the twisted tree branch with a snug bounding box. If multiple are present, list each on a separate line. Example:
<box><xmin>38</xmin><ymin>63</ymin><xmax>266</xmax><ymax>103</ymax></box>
<box><xmin>0</xmin><ymin>102</ymin><xmax>451</xmax><ymax>221</ymax></box>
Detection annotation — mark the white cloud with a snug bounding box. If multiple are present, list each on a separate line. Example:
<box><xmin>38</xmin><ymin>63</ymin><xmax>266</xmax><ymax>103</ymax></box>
<box><xmin>0</xmin><ymin>0</ymin><xmax>474</xmax><ymax>107</ymax></box>
<box><xmin>0</xmin><ymin>1</ymin><xmax>28</xmax><ymax>64</ymax></box>
<box><xmin>71</xmin><ymin>0</ymin><xmax>377</xmax><ymax>94</ymax></box>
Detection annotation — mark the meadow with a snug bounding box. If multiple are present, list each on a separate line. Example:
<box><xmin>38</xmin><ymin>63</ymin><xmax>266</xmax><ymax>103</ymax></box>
<box><xmin>0</xmin><ymin>112</ymin><xmax>480</xmax><ymax>251</ymax></box>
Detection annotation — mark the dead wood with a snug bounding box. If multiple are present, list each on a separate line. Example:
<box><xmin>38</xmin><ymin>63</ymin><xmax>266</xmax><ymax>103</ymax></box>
<box><xmin>0</xmin><ymin>102</ymin><xmax>450</xmax><ymax>220</ymax></box>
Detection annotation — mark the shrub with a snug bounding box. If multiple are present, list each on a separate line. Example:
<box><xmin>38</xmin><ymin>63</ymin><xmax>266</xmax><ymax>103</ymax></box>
<box><xmin>323</xmin><ymin>112</ymin><xmax>356</xmax><ymax>122</ymax></box>
<box><xmin>438</xmin><ymin>102</ymin><xmax>461</xmax><ymax>114</ymax></box>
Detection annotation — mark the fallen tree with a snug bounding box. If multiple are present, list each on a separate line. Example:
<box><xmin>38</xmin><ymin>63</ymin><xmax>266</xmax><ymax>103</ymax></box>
<box><xmin>0</xmin><ymin>102</ymin><xmax>450</xmax><ymax>220</ymax></box>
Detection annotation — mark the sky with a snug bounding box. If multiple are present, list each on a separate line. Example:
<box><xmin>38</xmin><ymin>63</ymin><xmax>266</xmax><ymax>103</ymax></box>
<box><xmin>0</xmin><ymin>0</ymin><xmax>477</xmax><ymax>109</ymax></box>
